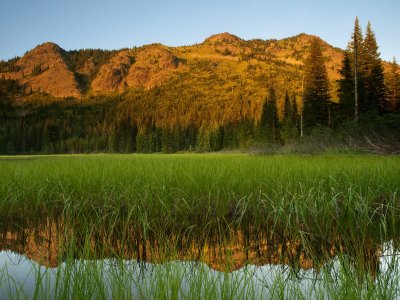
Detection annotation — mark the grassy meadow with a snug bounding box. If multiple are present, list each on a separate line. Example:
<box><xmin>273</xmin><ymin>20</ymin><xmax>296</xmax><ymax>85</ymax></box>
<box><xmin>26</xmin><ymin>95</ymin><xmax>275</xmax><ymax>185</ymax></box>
<box><xmin>1</xmin><ymin>153</ymin><xmax>400</xmax><ymax>299</ymax></box>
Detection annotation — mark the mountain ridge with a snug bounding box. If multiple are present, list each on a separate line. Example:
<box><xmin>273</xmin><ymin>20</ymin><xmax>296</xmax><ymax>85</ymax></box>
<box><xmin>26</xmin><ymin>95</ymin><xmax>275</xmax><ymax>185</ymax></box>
<box><xmin>1</xmin><ymin>32</ymin><xmax>350</xmax><ymax>100</ymax></box>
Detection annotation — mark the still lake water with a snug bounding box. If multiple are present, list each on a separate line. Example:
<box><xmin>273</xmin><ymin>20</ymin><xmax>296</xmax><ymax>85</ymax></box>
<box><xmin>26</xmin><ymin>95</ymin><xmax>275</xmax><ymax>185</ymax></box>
<box><xmin>1</xmin><ymin>241</ymin><xmax>399</xmax><ymax>299</ymax></box>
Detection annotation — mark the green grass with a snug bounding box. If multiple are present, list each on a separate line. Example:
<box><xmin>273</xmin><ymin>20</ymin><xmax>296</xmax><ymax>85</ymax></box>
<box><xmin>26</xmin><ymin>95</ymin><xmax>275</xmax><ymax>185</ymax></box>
<box><xmin>1</xmin><ymin>153</ymin><xmax>399</xmax><ymax>228</ymax></box>
<box><xmin>0</xmin><ymin>153</ymin><xmax>400</xmax><ymax>298</ymax></box>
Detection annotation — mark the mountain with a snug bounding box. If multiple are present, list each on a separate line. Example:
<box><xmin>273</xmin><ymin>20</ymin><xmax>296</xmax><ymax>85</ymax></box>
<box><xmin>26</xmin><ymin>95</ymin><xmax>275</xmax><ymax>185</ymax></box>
<box><xmin>1</xmin><ymin>32</ymin><xmax>399</xmax><ymax>155</ymax></box>
<box><xmin>0</xmin><ymin>32</ymin><xmax>345</xmax><ymax>102</ymax></box>
<box><xmin>91</xmin><ymin>44</ymin><xmax>182</xmax><ymax>92</ymax></box>
<box><xmin>0</xmin><ymin>42</ymin><xmax>82</xmax><ymax>98</ymax></box>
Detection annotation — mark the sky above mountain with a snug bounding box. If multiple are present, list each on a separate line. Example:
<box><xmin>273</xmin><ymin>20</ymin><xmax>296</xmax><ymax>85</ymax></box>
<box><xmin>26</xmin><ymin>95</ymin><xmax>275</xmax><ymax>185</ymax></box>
<box><xmin>1</xmin><ymin>0</ymin><xmax>399</xmax><ymax>61</ymax></box>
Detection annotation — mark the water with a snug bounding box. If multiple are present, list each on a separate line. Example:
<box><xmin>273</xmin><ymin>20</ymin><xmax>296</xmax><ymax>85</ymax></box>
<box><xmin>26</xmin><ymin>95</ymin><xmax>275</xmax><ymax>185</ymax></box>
<box><xmin>1</xmin><ymin>241</ymin><xmax>400</xmax><ymax>299</ymax></box>
<box><xmin>0</xmin><ymin>251</ymin><xmax>323</xmax><ymax>299</ymax></box>
<box><xmin>1</xmin><ymin>221</ymin><xmax>400</xmax><ymax>298</ymax></box>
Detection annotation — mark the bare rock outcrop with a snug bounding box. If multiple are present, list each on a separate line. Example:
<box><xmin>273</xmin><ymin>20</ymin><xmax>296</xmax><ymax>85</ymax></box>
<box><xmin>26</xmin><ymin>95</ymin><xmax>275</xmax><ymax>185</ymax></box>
<box><xmin>1</xmin><ymin>42</ymin><xmax>82</xmax><ymax>98</ymax></box>
<box><xmin>78</xmin><ymin>57</ymin><xmax>97</xmax><ymax>76</ymax></box>
<box><xmin>91</xmin><ymin>45</ymin><xmax>180</xmax><ymax>92</ymax></box>
<box><xmin>91</xmin><ymin>51</ymin><xmax>133</xmax><ymax>92</ymax></box>
<box><xmin>125</xmin><ymin>45</ymin><xmax>180</xmax><ymax>89</ymax></box>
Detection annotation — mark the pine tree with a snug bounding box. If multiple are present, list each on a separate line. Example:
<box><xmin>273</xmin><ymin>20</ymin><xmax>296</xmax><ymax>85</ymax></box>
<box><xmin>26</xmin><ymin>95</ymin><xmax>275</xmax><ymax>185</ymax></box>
<box><xmin>345</xmin><ymin>17</ymin><xmax>376</xmax><ymax>121</ymax></box>
<box><xmin>362</xmin><ymin>21</ymin><xmax>386</xmax><ymax>113</ymax></box>
<box><xmin>283</xmin><ymin>91</ymin><xmax>292</xmax><ymax>120</ymax></box>
<box><xmin>349</xmin><ymin>17</ymin><xmax>364</xmax><ymax>121</ymax></box>
<box><xmin>338</xmin><ymin>52</ymin><xmax>355</xmax><ymax>120</ymax></box>
<box><xmin>260</xmin><ymin>87</ymin><xmax>280</xmax><ymax>144</ymax></box>
<box><xmin>281</xmin><ymin>92</ymin><xmax>297</xmax><ymax>143</ymax></box>
<box><xmin>291</xmin><ymin>94</ymin><xmax>300</xmax><ymax>132</ymax></box>
<box><xmin>303</xmin><ymin>37</ymin><xmax>330</xmax><ymax>128</ymax></box>
<box><xmin>386</xmin><ymin>57</ymin><xmax>400</xmax><ymax>113</ymax></box>
<box><xmin>126</xmin><ymin>121</ymin><xmax>137</xmax><ymax>152</ymax></box>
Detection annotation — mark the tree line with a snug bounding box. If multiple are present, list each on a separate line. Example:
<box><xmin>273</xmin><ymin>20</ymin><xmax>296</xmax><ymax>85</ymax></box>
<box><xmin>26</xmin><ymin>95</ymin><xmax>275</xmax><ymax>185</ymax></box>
<box><xmin>0</xmin><ymin>18</ymin><xmax>399</xmax><ymax>154</ymax></box>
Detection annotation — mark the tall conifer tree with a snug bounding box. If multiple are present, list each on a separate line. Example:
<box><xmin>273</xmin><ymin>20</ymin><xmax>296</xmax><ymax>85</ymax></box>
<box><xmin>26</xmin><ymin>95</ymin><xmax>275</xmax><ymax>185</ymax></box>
<box><xmin>303</xmin><ymin>37</ymin><xmax>330</xmax><ymax>128</ymax></box>
<box><xmin>386</xmin><ymin>57</ymin><xmax>400</xmax><ymax>113</ymax></box>
<box><xmin>338</xmin><ymin>52</ymin><xmax>355</xmax><ymax>120</ymax></box>
<box><xmin>291</xmin><ymin>94</ymin><xmax>299</xmax><ymax>127</ymax></box>
<box><xmin>260</xmin><ymin>87</ymin><xmax>280</xmax><ymax>144</ymax></box>
<box><xmin>347</xmin><ymin>17</ymin><xmax>365</xmax><ymax>121</ymax></box>
<box><xmin>363</xmin><ymin>22</ymin><xmax>386</xmax><ymax>113</ymax></box>
<box><xmin>281</xmin><ymin>92</ymin><xmax>298</xmax><ymax>142</ymax></box>
<box><xmin>283</xmin><ymin>91</ymin><xmax>292</xmax><ymax>120</ymax></box>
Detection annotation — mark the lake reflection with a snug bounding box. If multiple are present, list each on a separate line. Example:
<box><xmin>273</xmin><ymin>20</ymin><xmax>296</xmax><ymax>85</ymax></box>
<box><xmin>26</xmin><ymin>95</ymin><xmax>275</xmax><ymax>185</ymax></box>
<box><xmin>0</xmin><ymin>221</ymin><xmax>396</xmax><ymax>298</ymax></box>
<box><xmin>0</xmin><ymin>223</ymin><xmax>354</xmax><ymax>271</ymax></box>
<box><xmin>1</xmin><ymin>242</ymin><xmax>399</xmax><ymax>299</ymax></box>
<box><xmin>0</xmin><ymin>250</ymin><xmax>316</xmax><ymax>299</ymax></box>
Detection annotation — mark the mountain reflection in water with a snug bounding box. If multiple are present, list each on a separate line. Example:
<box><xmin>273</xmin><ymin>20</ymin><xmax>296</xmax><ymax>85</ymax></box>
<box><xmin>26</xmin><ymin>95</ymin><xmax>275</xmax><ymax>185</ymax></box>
<box><xmin>0</xmin><ymin>242</ymin><xmax>399</xmax><ymax>299</ymax></box>
<box><xmin>1</xmin><ymin>220</ymin><xmax>400</xmax><ymax>298</ymax></box>
<box><xmin>0</xmin><ymin>222</ymin><xmax>384</xmax><ymax>274</ymax></box>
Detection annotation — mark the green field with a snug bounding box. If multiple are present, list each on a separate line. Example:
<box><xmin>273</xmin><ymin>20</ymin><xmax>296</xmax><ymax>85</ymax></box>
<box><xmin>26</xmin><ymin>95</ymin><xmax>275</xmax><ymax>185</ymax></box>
<box><xmin>1</xmin><ymin>153</ymin><xmax>400</xmax><ymax>299</ymax></box>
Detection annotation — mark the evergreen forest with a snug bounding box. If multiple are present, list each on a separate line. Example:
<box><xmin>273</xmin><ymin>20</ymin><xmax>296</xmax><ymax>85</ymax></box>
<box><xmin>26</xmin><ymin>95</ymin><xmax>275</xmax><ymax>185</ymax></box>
<box><xmin>0</xmin><ymin>18</ymin><xmax>399</xmax><ymax>154</ymax></box>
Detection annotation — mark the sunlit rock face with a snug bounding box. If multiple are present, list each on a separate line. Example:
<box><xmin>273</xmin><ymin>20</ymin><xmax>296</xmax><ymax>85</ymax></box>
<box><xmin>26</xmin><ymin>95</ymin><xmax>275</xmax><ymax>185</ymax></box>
<box><xmin>91</xmin><ymin>45</ymin><xmax>180</xmax><ymax>93</ymax></box>
<box><xmin>0</xmin><ymin>42</ymin><xmax>82</xmax><ymax>98</ymax></box>
<box><xmin>125</xmin><ymin>45</ymin><xmax>181</xmax><ymax>89</ymax></box>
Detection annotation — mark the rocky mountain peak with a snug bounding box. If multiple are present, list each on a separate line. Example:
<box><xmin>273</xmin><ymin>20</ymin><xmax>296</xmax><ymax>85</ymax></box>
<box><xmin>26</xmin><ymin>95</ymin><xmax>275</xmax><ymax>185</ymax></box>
<box><xmin>1</xmin><ymin>42</ymin><xmax>82</xmax><ymax>98</ymax></box>
<box><xmin>204</xmin><ymin>32</ymin><xmax>242</xmax><ymax>44</ymax></box>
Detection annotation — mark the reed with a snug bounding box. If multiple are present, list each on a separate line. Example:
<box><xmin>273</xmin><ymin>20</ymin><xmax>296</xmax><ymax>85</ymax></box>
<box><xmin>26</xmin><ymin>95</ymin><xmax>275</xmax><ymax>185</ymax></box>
<box><xmin>0</xmin><ymin>153</ymin><xmax>399</xmax><ymax>299</ymax></box>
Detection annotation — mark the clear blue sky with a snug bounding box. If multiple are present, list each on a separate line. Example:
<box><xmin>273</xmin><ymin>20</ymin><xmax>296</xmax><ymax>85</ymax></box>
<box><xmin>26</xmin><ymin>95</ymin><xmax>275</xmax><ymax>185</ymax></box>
<box><xmin>1</xmin><ymin>0</ymin><xmax>399</xmax><ymax>61</ymax></box>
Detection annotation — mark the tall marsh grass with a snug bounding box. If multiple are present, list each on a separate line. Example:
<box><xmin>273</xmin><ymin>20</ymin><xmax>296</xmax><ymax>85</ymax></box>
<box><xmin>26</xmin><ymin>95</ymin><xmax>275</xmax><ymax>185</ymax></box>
<box><xmin>0</xmin><ymin>154</ymin><xmax>399</xmax><ymax>235</ymax></box>
<box><xmin>0</xmin><ymin>153</ymin><xmax>400</xmax><ymax>298</ymax></box>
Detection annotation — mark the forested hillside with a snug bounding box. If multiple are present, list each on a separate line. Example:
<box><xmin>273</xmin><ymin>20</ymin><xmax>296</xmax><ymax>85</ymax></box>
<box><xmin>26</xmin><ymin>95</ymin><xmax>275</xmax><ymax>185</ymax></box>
<box><xmin>0</xmin><ymin>20</ymin><xmax>399</xmax><ymax>154</ymax></box>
